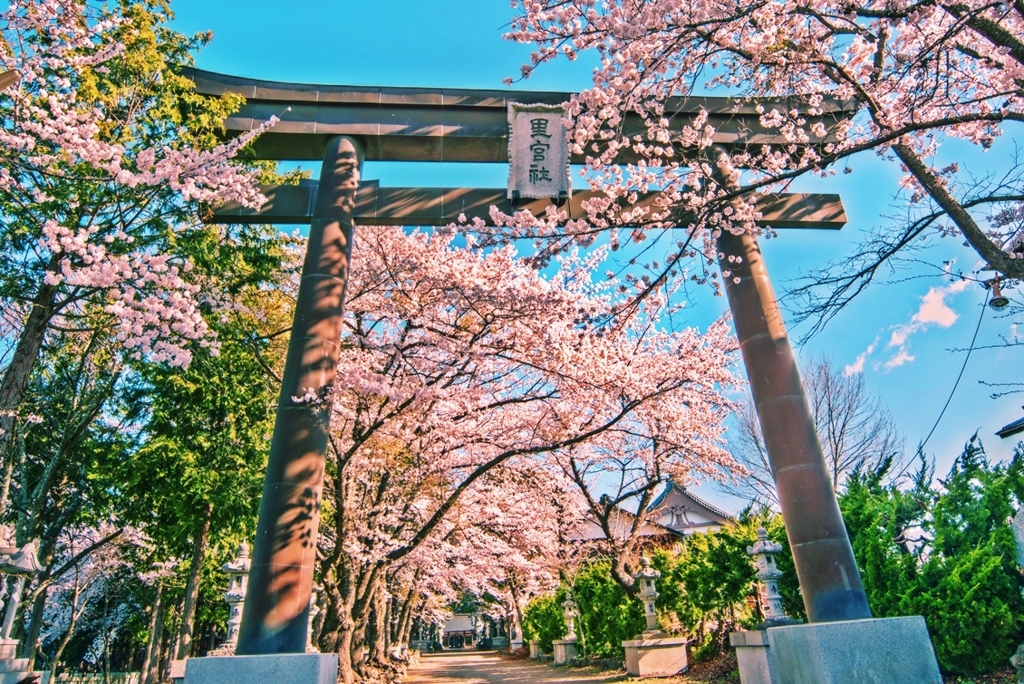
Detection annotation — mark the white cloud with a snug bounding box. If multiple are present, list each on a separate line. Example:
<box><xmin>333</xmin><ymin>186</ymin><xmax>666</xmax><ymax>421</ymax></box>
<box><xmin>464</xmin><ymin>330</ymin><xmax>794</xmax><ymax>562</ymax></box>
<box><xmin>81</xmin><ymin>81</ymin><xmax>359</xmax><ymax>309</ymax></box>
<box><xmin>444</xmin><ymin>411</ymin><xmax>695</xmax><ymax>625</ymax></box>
<box><xmin>849</xmin><ymin>278</ymin><xmax>970</xmax><ymax>374</ymax></box>
<box><xmin>844</xmin><ymin>337</ymin><xmax>878</xmax><ymax>376</ymax></box>
<box><xmin>884</xmin><ymin>349</ymin><xmax>916</xmax><ymax>370</ymax></box>
<box><xmin>887</xmin><ymin>279</ymin><xmax>969</xmax><ymax>349</ymax></box>
<box><xmin>882</xmin><ymin>279</ymin><xmax>969</xmax><ymax>370</ymax></box>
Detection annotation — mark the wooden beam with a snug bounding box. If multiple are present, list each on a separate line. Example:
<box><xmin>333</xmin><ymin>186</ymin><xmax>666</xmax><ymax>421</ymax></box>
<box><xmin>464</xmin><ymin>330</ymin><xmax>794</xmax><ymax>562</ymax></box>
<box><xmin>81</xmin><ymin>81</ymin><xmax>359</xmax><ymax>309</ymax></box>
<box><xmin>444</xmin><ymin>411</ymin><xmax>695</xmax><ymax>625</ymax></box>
<box><xmin>185</xmin><ymin>68</ymin><xmax>855</xmax><ymax>163</ymax></box>
<box><xmin>212</xmin><ymin>182</ymin><xmax>847</xmax><ymax>229</ymax></box>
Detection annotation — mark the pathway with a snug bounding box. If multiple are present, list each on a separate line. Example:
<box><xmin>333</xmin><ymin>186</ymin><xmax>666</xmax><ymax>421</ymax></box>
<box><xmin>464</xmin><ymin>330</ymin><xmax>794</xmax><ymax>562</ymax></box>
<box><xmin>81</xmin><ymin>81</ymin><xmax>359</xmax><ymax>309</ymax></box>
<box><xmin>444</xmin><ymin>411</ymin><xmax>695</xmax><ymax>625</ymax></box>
<box><xmin>404</xmin><ymin>651</ymin><xmax>624</xmax><ymax>684</ymax></box>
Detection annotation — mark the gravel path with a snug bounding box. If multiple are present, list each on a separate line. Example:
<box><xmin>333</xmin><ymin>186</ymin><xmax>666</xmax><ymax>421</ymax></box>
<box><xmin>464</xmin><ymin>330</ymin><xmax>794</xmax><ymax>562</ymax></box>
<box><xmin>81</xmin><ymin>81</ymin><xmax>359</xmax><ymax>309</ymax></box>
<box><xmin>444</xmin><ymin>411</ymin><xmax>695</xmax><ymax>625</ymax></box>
<box><xmin>404</xmin><ymin>651</ymin><xmax>624</xmax><ymax>684</ymax></box>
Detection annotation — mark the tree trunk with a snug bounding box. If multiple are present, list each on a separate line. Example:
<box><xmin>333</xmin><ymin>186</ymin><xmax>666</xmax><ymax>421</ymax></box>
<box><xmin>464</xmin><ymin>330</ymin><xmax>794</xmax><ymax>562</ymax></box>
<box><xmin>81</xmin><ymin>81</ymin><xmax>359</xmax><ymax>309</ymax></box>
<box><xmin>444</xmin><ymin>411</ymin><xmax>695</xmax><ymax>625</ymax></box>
<box><xmin>0</xmin><ymin>281</ymin><xmax>57</xmax><ymax>476</ymax></box>
<box><xmin>49</xmin><ymin>575</ymin><xmax>84</xmax><ymax>683</ymax></box>
<box><xmin>175</xmin><ymin>502</ymin><xmax>213</xmax><ymax>659</ymax></box>
<box><xmin>22</xmin><ymin>586</ymin><xmax>47</xmax><ymax>669</ymax></box>
<box><xmin>364</xmin><ymin>583</ymin><xmax>386</xmax><ymax>666</ymax></box>
<box><xmin>319</xmin><ymin>561</ymin><xmax>357</xmax><ymax>684</ymax></box>
<box><xmin>337</xmin><ymin>620</ymin><xmax>356</xmax><ymax>684</ymax></box>
<box><xmin>157</xmin><ymin>612</ymin><xmax>173</xmax><ymax>684</ymax></box>
<box><xmin>349</xmin><ymin>566</ymin><xmax>382</xmax><ymax>680</ymax></box>
<box><xmin>103</xmin><ymin>593</ymin><xmax>111</xmax><ymax>684</ymax></box>
<box><xmin>141</xmin><ymin>581</ymin><xmax>164</xmax><ymax>684</ymax></box>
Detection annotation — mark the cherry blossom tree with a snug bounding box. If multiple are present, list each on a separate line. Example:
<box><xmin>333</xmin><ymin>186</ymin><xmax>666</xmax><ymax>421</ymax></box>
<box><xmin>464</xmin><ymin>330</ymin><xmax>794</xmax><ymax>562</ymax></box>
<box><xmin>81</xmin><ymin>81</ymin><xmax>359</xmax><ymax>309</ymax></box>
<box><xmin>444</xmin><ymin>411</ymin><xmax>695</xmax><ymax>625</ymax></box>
<box><xmin>314</xmin><ymin>225</ymin><xmax>737</xmax><ymax>682</ymax></box>
<box><xmin>37</xmin><ymin>523</ymin><xmax>146</xmax><ymax>681</ymax></box>
<box><xmin>0</xmin><ymin>0</ymin><xmax>273</xmax><ymax>466</ymax></box>
<box><xmin>502</xmin><ymin>0</ymin><xmax>1024</xmax><ymax>329</ymax></box>
<box><xmin>376</xmin><ymin>464</ymin><xmax>574</xmax><ymax>661</ymax></box>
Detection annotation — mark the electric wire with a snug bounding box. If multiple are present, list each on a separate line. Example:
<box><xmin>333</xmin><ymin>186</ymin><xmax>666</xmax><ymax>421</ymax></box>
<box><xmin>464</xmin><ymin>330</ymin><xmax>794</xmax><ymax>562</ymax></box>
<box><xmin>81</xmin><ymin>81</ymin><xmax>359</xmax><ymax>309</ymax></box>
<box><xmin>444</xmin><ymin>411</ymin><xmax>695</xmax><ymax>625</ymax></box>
<box><xmin>917</xmin><ymin>293</ymin><xmax>988</xmax><ymax>453</ymax></box>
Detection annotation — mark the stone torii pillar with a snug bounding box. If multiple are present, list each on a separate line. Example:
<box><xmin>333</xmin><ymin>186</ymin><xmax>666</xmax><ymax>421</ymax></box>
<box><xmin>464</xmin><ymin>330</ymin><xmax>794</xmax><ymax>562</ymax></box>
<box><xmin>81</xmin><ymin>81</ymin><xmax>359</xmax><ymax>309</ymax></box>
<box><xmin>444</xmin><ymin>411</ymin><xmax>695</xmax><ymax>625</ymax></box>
<box><xmin>235</xmin><ymin>136</ymin><xmax>363</xmax><ymax>656</ymax></box>
<box><xmin>712</xmin><ymin>147</ymin><xmax>871</xmax><ymax>623</ymax></box>
<box><xmin>714</xmin><ymin>149</ymin><xmax>942</xmax><ymax>684</ymax></box>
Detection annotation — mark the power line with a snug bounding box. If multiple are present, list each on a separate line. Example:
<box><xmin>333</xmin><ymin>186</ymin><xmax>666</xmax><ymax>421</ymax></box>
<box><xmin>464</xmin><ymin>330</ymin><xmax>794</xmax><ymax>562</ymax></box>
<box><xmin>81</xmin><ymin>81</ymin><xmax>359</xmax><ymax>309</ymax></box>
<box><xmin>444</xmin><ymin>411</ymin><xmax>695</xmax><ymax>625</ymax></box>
<box><xmin>918</xmin><ymin>294</ymin><xmax>988</xmax><ymax>453</ymax></box>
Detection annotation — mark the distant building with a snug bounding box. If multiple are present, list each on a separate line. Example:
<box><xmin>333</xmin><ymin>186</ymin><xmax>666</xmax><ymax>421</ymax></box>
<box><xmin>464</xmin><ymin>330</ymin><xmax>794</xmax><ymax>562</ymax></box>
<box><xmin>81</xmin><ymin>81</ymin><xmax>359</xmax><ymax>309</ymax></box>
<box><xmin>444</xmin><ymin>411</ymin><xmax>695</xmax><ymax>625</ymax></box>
<box><xmin>571</xmin><ymin>480</ymin><xmax>733</xmax><ymax>543</ymax></box>
<box><xmin>647</xmin><ymin>480</ymin><xmax>733</xmax><ymax>534</ymax></box>
<box><xmin>440</xmin><ymin>613</ymin><xmax>476</xmax><ymax>649</ymax></box>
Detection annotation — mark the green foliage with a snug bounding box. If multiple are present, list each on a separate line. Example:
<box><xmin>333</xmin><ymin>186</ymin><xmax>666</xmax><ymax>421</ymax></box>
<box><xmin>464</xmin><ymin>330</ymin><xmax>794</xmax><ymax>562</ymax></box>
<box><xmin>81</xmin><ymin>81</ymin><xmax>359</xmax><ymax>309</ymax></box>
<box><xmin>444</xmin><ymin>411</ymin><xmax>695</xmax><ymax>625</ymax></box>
<box><xmin>521</xmin><ymin>590</ymin><xmax>566</xmax><ymax>653</ymax></box>
<box><xmin>666</xmin><ymin>523</ymin><xmax>756</xmax><ymax>633</ymax></box>
<box><xmin>526</xmin><ymin>514</ymin><xmax>804</xmax><ymax>662</ymax></box>
<box><xmin>571</xmin><ymin>560</ymin><xmax>645</xmax><ymax>659</ymax></box>
<box><xmin>659</xmin><ymin>513</ymin><xmax>799</xmax><ymax>657</ymax></box>
<box><xmin>840</xmin><ymin>436</ymin><xmax>1024</xmax><ymax>676</ymax></box>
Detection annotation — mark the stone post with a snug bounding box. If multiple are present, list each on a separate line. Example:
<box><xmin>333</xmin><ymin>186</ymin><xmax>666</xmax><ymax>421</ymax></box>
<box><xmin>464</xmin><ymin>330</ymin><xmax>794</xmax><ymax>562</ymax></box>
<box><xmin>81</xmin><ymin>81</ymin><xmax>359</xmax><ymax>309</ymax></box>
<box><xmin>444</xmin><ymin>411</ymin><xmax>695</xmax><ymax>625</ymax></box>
<box><xmin>236</xmin><ymin>136</ymin><xmax>364</xmax><ymax>656</ymax></box>
<box><xmin>622</xmin><ymin>557</ymin><xmax>688</xmax><ymax>676</ymax></box>
<box><xmin>305</xmin><ymin>590</ymin><xmax>320</xmax><ymax>654</ymax></box>
<box><xmin>0</xmin><ymin>541</ymin><xmax>44</xmax><ymax>681</ymax></box>
<box><xmin>553</xmin><ymin>594</ymin><xmax>581</xmax><ymax>664</ymax></box>
<box><xmin>1010</xmin><ymin>507</ymin><xmax>1024</xmax><ymax>682</ymax></box>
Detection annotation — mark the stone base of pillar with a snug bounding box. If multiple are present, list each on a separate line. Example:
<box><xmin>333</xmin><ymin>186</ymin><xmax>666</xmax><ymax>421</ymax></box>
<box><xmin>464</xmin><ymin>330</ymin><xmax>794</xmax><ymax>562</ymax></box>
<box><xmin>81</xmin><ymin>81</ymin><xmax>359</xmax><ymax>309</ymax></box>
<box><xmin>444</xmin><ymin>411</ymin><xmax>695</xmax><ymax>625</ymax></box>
<box><xmin>730</xmin><ymin>630</ymin><xmax>777</xmax><ymax>684</ymax></box>
<box><xmin>730</xmin><ymin>616</ymin><xmax>941</xmax><ymax>684</ymax></box>
<box><xmin>621</xmin><ymin>635</ymin><xmax>688</xmax><ymax>677</ymax></box>
<box><xmin>169</xmin><ymin>658</ymin><xmax>188</xmax><ymax>680</ymax></box>
<box><xmin>510</xmin><ymin>637</ymin><xmax>524</xmax><ymax>651</ymax></box>
<box><xmin>528</xmin><ymin>641</ymin><xmax>541</xmax><ymax>659</ymax></box>
<box><xmin>0</xmin><ymin>638</ymin><xmax>50</xmax><ymax>684</ymax></box>
<box><xmin>184</xmin><ymin>653</ymin><xmax>338</xmax><ymax>684</ymax></box>
<box><xmin>552</xmin><ymin>639</ymin><xmax>579</xmax><ymax>664</ymax></box>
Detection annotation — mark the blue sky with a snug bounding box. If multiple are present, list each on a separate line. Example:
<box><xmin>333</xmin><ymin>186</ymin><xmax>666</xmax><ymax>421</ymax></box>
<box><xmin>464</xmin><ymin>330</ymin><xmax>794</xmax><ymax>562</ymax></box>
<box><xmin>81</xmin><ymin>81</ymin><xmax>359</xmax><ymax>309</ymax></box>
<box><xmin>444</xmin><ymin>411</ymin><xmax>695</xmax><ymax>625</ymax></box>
<box><xmin>168</xmin><ymin>0</ymin><xmax>1022</xmax><ymax>502</ymax></box>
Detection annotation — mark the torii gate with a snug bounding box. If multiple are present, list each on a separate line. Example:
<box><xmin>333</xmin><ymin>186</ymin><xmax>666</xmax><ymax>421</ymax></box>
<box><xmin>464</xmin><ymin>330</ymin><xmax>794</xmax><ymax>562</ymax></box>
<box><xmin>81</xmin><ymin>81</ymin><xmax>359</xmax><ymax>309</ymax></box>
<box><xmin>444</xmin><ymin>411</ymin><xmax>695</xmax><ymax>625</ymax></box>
<box><xmin>190</xmin><ymin>68</ymin><xmax>869</xmax><ymax>658</ymax></box>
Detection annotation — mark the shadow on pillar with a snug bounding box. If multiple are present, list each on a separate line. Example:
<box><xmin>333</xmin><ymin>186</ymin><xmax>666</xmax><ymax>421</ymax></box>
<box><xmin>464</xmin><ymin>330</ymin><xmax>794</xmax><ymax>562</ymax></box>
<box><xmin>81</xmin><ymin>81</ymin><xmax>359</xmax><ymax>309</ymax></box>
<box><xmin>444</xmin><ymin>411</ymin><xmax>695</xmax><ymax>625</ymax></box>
<box><xmin>236</xmin><ymin>136</ymin><xmax>364</xmax><ymax>656</ymax></box>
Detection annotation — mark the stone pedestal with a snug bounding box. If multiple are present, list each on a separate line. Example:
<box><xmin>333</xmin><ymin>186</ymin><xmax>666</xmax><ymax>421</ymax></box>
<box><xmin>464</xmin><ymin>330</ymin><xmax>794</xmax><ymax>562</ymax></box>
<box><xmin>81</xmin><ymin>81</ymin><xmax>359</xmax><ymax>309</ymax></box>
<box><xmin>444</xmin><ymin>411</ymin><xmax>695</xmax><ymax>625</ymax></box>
<box><xmin>528</xmin><ymin>640</ymin><xmax>541</xmax><ymax>659</ymax></box>
<box><xmin>621</xmin><ymin>634</ymin><xmax>689</xmax><ymax>677</ymax></box>
<box><xmin>552</xmin><ymin>639</ymin><xmax>579</xmax><ymax>664</ymax></box>
<box><xmin>169</xmin><ymin>658</ymin><xmax>188</xmax><ymax>680</ymax></box>
<box><xmin>731</xmin><ymin>616</ymin><xmax>941</xmax><ymax>684</ymax></box>
<box><xmin>510</xmin><ymin>637</ymin><xmax>524</xmax><ymax>651</ymax></box>
<box><xmin>0</xmin><ymin>670</ymin><xmax>49</xmax><ymax>684</ymax></box>
<box><xmin>730</xmin><ymin>630</ymin><xmax>778</xmax><ymax>684</ymax></box>
<box><xmin>0</xmin><ymin>638</ymin><xmax>49</xmax><ymax>684</ymax></box>
<box><xmin>184</xmin><ymin>653</ymin><xmax>338</xmax><ymax>684</ymax></box>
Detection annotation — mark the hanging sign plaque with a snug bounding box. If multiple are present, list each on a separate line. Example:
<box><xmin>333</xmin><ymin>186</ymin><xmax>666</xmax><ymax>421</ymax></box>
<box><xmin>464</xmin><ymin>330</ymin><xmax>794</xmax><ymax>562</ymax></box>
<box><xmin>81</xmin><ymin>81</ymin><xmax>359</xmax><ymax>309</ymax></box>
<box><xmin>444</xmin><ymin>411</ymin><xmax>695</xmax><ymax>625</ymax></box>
<box><xmin>507</xmin><ymin>103</ymin><xmax>571</xmax><ymax>201</ymax></box>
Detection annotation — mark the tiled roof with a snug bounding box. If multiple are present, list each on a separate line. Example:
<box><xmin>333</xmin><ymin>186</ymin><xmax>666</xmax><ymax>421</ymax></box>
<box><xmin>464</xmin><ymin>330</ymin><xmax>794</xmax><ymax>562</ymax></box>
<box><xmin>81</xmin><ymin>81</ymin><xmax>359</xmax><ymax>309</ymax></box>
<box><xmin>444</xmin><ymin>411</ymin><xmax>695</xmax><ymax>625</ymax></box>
<box><xmin>647</xmin><ymin>480</ymin><xmax>733</xmax><ymax>523</ymax></box>
<box><xmin>998</xmin><ymin>413</ymin><xmax>1024</xmax><ymax>439</ymax></box>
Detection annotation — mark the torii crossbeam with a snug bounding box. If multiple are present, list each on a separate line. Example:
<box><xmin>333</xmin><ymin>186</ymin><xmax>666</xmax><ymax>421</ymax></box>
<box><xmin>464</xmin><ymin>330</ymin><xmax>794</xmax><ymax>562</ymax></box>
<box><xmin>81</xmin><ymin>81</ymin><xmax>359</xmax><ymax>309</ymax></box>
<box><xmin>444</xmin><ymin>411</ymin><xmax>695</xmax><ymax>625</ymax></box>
<box><xmin>186</xmin><ymin>68</ymin><xmax>871</xmax><ymax>660</ymax></box>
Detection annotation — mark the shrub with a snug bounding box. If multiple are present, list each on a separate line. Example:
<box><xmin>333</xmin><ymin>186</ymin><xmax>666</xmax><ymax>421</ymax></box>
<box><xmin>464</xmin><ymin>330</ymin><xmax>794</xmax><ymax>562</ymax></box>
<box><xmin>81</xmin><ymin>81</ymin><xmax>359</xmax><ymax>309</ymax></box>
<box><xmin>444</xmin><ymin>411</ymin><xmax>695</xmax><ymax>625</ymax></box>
<box><xmin>521</xmin><ymin>590</ymin><xmax>566</xmax><ymax>653</ymax></box>
<box><xmin>840</xmin><ymin>436</ymin><xmax>1024</xmax><ymax>676</ymax></box>
<box><xmin>572</xmin><ymin>560</ymin><xmax>645</xmax><ymax>658</ymax></box>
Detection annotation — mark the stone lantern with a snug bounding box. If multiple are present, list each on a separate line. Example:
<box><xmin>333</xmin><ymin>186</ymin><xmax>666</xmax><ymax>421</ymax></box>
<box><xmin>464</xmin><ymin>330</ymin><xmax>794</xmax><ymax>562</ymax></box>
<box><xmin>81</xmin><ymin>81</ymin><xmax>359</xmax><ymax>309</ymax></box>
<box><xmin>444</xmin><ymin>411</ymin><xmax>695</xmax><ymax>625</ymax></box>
<box><xmin>747</xmin><ymin>527</ymin><xmax>794</xmax><ymax>627</ymax></box>
<box><xmin>210</xmin><ymin>542</ymin><xmax>251</xmax><ymax>656</ymax></box>
<box><xmin>634</xmin><ymin>556</ymin><xmax>661</xmax><ymax>634</ymax></box>
<box><xmin>306</xmin><ymin>589</ymin><xmax>321</xmax><ymax>654</ymax></box>
<box><xmin>552</xmin><ymin>594</ymin><xmax>580</xmax><ymax>665</ymax></box>
<box><xmin>562</xmin><ymin>595</ymin><xmax>578</xmax><ymax>641</ymax></box>
<box><xmin>621</xmin><ymin>556</ymin><xmax>689</xmax><ymax>677</ymax></box>
<box><xmin>0</xmin><ymin>540</ymin><xmax>46</xmax><ymax>683</ymax></box>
